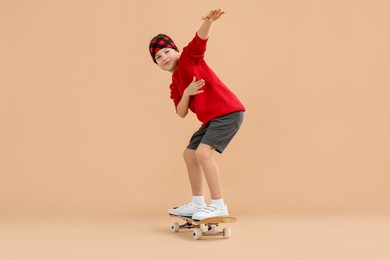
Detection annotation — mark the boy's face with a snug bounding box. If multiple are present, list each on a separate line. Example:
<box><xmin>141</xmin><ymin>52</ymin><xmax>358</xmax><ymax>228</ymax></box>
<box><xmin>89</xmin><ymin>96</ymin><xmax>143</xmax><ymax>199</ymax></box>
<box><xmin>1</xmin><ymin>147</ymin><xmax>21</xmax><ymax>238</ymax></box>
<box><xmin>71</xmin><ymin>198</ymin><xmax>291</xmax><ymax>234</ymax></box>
<box><xmin>155</xmin><ymin>48</ymin><xmax>180</xmax><ymax>73</ymax></box>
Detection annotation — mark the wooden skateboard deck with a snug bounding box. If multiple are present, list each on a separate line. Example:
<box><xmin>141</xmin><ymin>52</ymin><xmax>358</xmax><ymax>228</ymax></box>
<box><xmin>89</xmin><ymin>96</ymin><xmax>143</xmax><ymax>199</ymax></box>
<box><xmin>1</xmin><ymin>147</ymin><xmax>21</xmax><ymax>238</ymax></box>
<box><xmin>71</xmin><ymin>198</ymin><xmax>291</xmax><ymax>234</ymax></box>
<box><xmin>169</xmin><ymin>214</ymin><xmax>237</xmax><ymax>240</ymax></box>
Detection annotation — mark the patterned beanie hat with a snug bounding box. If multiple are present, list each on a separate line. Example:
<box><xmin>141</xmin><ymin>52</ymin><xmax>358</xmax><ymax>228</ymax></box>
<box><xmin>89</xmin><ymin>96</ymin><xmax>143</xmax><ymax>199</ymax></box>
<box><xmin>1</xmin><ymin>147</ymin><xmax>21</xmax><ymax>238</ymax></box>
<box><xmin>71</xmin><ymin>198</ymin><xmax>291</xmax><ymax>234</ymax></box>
<box><xmin>149</xmin><ymin>34</ymin><xmax>178</xmax><ymax>64</ymax></box>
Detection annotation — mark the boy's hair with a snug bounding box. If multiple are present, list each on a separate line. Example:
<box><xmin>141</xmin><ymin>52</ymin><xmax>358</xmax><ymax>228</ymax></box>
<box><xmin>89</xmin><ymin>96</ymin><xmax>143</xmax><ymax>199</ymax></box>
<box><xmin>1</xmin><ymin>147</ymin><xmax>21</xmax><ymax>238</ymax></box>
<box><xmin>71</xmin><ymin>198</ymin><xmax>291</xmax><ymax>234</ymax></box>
<box><xmin>149</xmin><ymin>34</ymin><xmax>178</xmax><ymax>64</ymax></box>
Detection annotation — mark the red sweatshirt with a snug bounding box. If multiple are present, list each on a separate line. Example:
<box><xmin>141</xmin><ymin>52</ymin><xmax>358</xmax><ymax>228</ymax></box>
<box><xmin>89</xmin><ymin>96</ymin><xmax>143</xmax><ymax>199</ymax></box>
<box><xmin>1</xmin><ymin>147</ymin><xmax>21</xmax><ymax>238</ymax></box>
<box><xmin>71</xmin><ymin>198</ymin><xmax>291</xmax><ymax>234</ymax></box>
<box><xmin>170</xmin><ymin>33</ymin><xmax>245</xmax><ymax>125</ymax></box>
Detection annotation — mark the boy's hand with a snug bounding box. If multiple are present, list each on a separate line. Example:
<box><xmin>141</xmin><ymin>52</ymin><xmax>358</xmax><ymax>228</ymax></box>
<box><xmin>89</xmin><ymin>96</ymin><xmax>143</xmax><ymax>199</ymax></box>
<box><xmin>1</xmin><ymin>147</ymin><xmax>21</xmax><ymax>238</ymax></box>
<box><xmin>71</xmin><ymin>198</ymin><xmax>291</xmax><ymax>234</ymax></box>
<box><xmin>184</xmin><ymin>76</ymin><xmax>205</xmax><ymax>96</ymax></box>
<box><xmin>201</xmin><ymin>9</ymin><xmax>225</xmax><ymax>22</ymax></box>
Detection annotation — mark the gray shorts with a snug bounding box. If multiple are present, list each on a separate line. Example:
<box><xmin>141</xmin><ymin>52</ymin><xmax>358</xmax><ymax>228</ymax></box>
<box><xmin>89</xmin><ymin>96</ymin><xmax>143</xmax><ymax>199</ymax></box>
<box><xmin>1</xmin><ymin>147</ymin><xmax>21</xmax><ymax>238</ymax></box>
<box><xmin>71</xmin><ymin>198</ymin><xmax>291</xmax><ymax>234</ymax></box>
<box><xmin>187</xmin><ymin>111</ymin><xmax>244</xmax><ymax>153</ymax></box>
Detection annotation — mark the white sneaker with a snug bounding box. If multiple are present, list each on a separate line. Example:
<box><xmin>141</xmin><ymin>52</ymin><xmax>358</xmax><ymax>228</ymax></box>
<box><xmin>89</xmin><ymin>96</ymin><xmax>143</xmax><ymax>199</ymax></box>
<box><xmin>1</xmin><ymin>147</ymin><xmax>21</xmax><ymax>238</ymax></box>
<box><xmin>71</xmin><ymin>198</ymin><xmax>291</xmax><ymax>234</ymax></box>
<box><xmin>168</xmin><ymin>202</ymin><xmax>206</xmax><ymax>217</ymax></box>
<box><xmin>192</xmin><ymin>204</ymin><xmax>229</xmax><ymax>221</ymax></box>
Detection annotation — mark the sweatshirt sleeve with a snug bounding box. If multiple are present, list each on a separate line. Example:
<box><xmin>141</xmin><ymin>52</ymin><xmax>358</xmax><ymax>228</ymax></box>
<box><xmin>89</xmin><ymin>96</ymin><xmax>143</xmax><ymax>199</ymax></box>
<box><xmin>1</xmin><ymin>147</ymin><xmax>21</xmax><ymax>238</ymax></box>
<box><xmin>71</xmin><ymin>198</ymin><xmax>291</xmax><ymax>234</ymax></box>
<box><xmin>169</xmin><ymin>82</ymin><xmax>181</xmax><ymax>109</ymax></box>
<box><xmin>185</xmin><ymin>33</ymin><xmax>208</xmax><ymax>63</ymax></box>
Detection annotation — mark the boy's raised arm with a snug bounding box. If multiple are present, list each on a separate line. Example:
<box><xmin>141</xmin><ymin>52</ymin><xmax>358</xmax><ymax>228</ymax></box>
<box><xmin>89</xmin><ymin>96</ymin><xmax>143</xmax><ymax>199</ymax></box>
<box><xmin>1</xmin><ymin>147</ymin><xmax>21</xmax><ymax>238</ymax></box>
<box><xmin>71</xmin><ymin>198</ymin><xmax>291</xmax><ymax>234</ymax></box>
<box><xmin>197</xmin><ymin>9</ymin><xmax>225</xmax><ymax>40</ymax></box>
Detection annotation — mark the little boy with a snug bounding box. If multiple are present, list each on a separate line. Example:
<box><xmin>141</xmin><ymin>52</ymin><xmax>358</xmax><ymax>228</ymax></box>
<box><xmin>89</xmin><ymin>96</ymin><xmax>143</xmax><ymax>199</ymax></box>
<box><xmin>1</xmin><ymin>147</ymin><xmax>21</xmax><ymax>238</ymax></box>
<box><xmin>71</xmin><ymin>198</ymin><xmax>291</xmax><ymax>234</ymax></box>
<box><xmin>149</xmin><ymin>9</ymin><xmax>245</xmax><ymax>220</ymax></box>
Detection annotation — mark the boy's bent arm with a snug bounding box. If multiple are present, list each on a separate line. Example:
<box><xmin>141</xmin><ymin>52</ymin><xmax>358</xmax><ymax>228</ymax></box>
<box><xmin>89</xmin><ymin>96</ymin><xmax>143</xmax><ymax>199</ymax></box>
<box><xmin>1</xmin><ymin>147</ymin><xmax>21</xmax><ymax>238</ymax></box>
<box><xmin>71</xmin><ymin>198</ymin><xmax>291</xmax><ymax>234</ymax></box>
<box><xmin>176</xmin><ymin>94</ymin><xmax>190</xmax><ymax>118</ymax></box>
<box><xmin>197</xmin><ymin>9</ymin><xmax>225</xmax><ymax>40</ymax></box>
<box><xmin>176</xmin><ymin>77</ymin><xmax>205</xmax><ymax>118</ymax></box>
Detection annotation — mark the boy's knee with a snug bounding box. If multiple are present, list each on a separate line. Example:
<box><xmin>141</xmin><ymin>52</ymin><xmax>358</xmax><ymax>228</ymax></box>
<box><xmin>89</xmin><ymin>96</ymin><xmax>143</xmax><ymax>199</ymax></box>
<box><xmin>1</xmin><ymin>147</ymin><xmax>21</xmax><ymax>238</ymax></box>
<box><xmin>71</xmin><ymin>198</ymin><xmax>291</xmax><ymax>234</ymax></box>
<box><xmin>183</xmin><ymin>148</ymin><xmax>197</xmax><ymax>163</ymax></box>
<box><xmin>195</xmin><ymin>146</ymin><xmax>213</xmax><ymax>162</ymax></box>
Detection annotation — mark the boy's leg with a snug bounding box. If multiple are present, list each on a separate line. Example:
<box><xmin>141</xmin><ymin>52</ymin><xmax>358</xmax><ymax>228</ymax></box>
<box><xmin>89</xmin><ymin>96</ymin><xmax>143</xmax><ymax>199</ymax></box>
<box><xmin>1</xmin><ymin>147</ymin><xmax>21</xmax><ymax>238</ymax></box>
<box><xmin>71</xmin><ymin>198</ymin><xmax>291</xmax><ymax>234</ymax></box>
<box><xmin>191</xmin><ymin>143</ymin><xmax>228</xmax><ymax>220</ymax></box>
<box><xmin>168</xmin><ymin>148</ymin><xmax>205</xmax><ymax>216</ymax></box>
<box><xmin>195</xmin><ymin>143</ymin><xmax>222</xmax><ymax>199</ymax></box>
<box><xmin>183</xmin><ymin>148</ymin><xmax>203</xmax><ymax>196</ymax></box>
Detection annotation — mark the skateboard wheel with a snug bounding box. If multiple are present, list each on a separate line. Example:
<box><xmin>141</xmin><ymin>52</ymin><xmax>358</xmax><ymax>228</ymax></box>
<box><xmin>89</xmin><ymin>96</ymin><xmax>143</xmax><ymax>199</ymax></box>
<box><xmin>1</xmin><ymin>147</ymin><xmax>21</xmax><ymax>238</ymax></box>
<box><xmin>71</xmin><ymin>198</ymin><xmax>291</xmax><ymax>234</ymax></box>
<box><xmin>223</xmin><ymin>228</ymin><xmax>231</xmax><ymax>239</ymax></box>
<box><xmin>193</xmin><ymin>228</ymin><xmax>202</xmax><ymax>240</ymax></box>
<box><xmin>171</xmin><ymin>222</ymin><xmax>180</xmax><ymax>232</ymax></box>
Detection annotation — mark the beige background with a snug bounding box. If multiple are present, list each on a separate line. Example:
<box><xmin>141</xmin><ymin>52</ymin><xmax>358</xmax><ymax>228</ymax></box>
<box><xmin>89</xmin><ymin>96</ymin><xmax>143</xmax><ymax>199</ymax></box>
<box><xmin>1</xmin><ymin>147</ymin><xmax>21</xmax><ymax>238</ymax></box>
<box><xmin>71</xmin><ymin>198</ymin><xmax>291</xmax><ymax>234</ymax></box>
<box><xmin>1</xmin><ymin>0</ymin><xmax>390</xmax><ymax>218</ymax></box>
<box><xmin>1</xmin><ymin>1</ymin><xmax>390</xmax><ymax>259</ymax></box>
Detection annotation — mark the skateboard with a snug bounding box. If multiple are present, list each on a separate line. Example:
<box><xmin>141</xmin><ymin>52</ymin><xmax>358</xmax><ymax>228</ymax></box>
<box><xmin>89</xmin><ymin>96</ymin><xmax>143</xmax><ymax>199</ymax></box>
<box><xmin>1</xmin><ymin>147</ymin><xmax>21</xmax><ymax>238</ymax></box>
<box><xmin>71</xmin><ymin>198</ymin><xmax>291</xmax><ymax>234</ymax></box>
<box><xmin>169</xmin><ymin>214</ymin><xmax>237</xmax><ymax>240</ymax></box>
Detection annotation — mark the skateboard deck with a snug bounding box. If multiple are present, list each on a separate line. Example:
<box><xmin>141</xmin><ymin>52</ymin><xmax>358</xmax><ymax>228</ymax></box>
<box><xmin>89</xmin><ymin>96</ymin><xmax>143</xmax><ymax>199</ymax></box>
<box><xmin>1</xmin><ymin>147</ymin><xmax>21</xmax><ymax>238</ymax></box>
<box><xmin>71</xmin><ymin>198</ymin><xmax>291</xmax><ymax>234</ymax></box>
<box><xmin>169</xmin><ymin>214</ymin><xmax>237</xmax><ymax>240</ymax></box>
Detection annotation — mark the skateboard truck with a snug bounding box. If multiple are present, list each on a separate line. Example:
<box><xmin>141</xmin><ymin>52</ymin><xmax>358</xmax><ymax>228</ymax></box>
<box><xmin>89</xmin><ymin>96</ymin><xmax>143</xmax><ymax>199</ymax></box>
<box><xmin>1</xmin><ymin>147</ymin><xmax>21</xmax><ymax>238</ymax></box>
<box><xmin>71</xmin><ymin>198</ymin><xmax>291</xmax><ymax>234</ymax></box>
<box><xmin>171</xmin><ymin>220</ymin><xmax>202</xmax><ymax>231</ymax></box>
<box><xmin>192</xmin><ymin>223</ymin><xmax>232</xmax><ymax>240</ymax></box>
